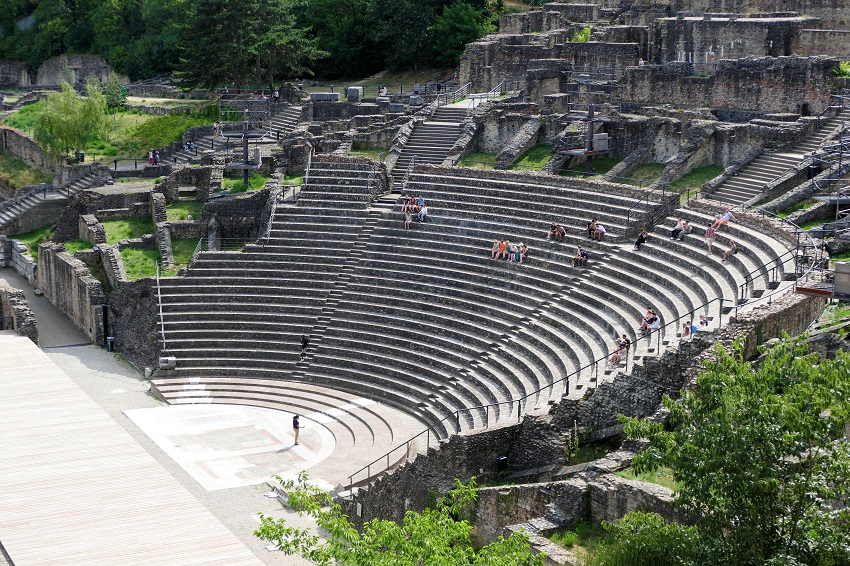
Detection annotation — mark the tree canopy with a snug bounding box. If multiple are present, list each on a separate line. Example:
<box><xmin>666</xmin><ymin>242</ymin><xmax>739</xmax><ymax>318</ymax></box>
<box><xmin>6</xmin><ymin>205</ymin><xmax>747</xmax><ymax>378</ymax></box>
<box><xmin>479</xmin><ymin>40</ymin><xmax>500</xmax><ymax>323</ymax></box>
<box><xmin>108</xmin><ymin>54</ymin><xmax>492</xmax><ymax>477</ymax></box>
<box><xmin>34</xmin><ymin>79</ymin><xmax>108</xmax><ymax>158</ymax></box>
<box><xmin>0</xmin><ymin>0</ymin><xmax>503</xmax><ymax>82</ymax></box>
<box><xmin>617</xmin><ymin>337</ymin><xmax>850</xmax><ymax>566</ymax></box>
<box><xmin>255</xmin><ymin>474</ymin><xmax>545</xmax><ymax>565</ymax></box>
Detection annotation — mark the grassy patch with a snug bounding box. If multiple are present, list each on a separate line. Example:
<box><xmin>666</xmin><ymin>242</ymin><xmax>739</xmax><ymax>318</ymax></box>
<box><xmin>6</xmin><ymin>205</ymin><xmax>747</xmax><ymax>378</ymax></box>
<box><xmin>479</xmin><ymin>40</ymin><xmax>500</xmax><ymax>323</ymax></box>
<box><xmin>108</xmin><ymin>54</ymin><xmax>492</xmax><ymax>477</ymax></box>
<box><xmin>616</xmin><ymin>466</ymin><xmax>681</xmax><ymax>491</ymax></box>
<box><xmin>511</xmin><ymin>144</ymin><xmax>552</xmax><ymax>170</ymax></box>
<box><xmin>776</xmin><ymin>199</ymin><xmax>817</xmax><ymax>218</ymax></box>
<box><xmin>349</xmin><ymin>148</ymin><xmax>386</xmax><ymax>161</ymax></box>
<box><xmin>830</xmin><ymin>249</ymin><xmax>850</xmax><ymax>267</ymax></box>
<box><xmin>1</xmin><ymin>101</ymin><xmax>43</xmax><ymax>132</ymax></box>
<box><xmin>549</xmin><ymin>521</ymin><xmax>610</xmax><ymax>561</ymax></box>
<box><xmin>823</xmin><ymin>302</ymin><xmax>850</xmax><ymax>320</ymax></box>
<box><xmin>171</xmin><ymin>238</ymin><xmax>198</xmax><ymax>268</ymax></box>
<box><xmin>0</xmin><ymin>153</ymin><xmax>54</xmax><ymax>188</ymax></box>
<box><xmin>283</xmin><ymin>175</ymin><xmax>304</xmax><ymax>187</ymax></box>
<box><xmin>9</xmin><ymin>224</ymin><xmax>53</xmax><ymax>259</ymax></box>
<box><xmin>118</xmin><ymin>113</ymin><xmax>211</xmax><ymax>156</ymax></box>
<box><xmin>618</xmin><ymin>163</ymin><xmax>666</xmax><ymax>187</ymax></box>
<box><xmin>457</xmin><ymin>152</ymin><xmax>497</xmax><ymax>168</ymax></box>
<box><xmin>101</xmin><ymin>217</ymin><xmax>155</xmax><ymax>244</ymax></box>
<box><xmin>63</xmin><ymin>239</ymin><xmax>94</xmax><ymax>254</ymax></box>
<box><xmin>569</xmin><ymin>437</ymin><xmax>622</xmax><ymax>465</ymax></box>
<box><xmin>120</xmin><ymin>247</ymin><xmax>161</xmax><ymax>280</ymax></box>
<box><xmin>669</xmin><ymin>164</ymin><xmax>723</xmax><ymax>193</ymax></box>
<box><xmin>221</xmin><ymin>173</ymin><xmax>268</xmax><ymax>193</ymax></box>
<box><xmin>799</xmin><ymin>218</ymin><xmax>827</xmax><ymax>231</ymax></box>
<box><xmin>166</xmin><ymin>201</ymin><xmax>204</xmax><ymax>221</ymax></box>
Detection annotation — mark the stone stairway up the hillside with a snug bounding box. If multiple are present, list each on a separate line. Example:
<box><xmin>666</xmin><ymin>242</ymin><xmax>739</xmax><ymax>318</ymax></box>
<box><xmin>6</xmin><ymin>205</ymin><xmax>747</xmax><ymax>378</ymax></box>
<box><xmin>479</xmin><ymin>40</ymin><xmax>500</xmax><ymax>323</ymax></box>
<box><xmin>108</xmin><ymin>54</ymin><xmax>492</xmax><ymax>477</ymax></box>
<box><xmin>0</xmin><ymin>172</ymin><xmax>101</xmax><ymax>233</ymax></box>
<box><xmin>392</xmin><ymin>106</ymin><xmax>469</xmax><ymax>190</ymax></box>
<box><xmin>712</xmin><ymin>107</ymin><xmax>850</xmax><ymax>205</ymax></box>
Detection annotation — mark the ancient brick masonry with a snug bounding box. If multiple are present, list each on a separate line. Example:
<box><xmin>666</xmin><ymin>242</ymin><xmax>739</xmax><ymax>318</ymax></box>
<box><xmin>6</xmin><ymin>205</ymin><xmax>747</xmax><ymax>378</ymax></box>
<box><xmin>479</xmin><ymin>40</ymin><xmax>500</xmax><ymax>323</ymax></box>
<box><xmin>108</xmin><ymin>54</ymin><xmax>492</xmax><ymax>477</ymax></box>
<box><xmin>0</xmin><ymin>285</ymin><xmax>38</xmax><ymax>344</ymax></box>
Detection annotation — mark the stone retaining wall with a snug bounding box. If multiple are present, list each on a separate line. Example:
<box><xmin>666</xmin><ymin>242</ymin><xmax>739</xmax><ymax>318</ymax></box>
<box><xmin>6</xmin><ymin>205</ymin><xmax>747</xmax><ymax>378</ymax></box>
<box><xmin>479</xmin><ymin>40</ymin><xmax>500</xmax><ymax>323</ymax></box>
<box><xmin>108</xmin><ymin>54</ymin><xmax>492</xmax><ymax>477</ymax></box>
<box><xmin>1</xmin><ymin>126</ymin><xmax>58</xmax><ymax>172</ymax></box>
<box><xmin>0</xmin><ymin>284</ymin><xmax>38</xmax><ymax>343</ymax></box>
<box><xmin>37</xmin><ymin>243</ymin><xmax>106</xmax><ymax>343</ymax></box>
<box><xmin>0</xmin><ymin>62</ymin><xmax>33</xmax><ymax>88</ymax></box>
<box><xmin>108</xmin><ymin>277</ymin><xmax>159</xmax><ymax>370</ymax></box>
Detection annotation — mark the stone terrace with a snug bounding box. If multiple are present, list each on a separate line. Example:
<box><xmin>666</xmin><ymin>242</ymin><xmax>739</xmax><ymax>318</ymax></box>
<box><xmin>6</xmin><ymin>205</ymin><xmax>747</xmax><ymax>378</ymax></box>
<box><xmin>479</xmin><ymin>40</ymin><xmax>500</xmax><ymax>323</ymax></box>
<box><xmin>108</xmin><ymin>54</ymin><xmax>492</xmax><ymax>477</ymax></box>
<box><xmin>152</xmin><ymin>157</ymin><xmax>794</xmax><ymax>459</ymax></box>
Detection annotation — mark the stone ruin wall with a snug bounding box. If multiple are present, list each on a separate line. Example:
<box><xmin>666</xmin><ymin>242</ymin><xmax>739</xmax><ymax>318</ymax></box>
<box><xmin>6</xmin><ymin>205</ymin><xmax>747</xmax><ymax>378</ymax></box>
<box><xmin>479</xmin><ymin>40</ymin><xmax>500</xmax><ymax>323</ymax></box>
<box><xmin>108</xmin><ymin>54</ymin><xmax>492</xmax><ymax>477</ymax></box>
<box><xmin>0</xmin><ymin>284</ymin><xmax>38</xmax><ymax>344</ymax></box>
<box><xmin>1</xmin><ymin>126</ymin><xmax>59</xmax><ymax>175</ymax></box>
<box><xmin>37</xmin><ymin>243</ymin><xmax>106</xmax><ymax>344</ymax></box>
<box><xmin>0</xmin><ymin>62</ymin><xmax>32</xmax><ymax>88</ymax></box>
<box><xmin>35</xmin><ymin>54</ymin><xmax>125</xmax><ymax>88</ymax></box>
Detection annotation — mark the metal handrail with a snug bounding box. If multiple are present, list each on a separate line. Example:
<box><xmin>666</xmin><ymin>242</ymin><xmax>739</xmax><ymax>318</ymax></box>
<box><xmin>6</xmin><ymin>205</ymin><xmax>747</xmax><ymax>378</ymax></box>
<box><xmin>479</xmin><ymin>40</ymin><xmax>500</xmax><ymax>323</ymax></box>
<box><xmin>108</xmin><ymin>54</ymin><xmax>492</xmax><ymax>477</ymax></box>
<box><xmin>400</xmin><ymin>156</ymin><xmax>415</xmax><ymax>193</ymax></box>
<box><xmin>486</xmin><ymin>82</ymin><xmax>504</xmax><ymax>101</ymax></box>
<box><xmin>625</xmin><ymin>182</ymin><xmax>667</xmax><ymax>226</ymax></box>
<box><xmin>738</xmin><ymin>247</ymin><xmax>796</xmax><ymax>298</ymax></box>
<box><xmin>437</xmin><ymin>82</ymin><xmax>472</xmax><ymax>106</ymax></box>
<box><xmin>156</xmin><ymin>261</ymin><xmax>167</xmax><ymax>352</ymax></box>
<box><xmin>262</xmin><ymin>192</ymin><xmax>280</xmax><ymax>245</ymax></box>
<box><xmin>347</xmin><ymin>295</ymin><xmax>729</xmax><ymax>492</ymax></box>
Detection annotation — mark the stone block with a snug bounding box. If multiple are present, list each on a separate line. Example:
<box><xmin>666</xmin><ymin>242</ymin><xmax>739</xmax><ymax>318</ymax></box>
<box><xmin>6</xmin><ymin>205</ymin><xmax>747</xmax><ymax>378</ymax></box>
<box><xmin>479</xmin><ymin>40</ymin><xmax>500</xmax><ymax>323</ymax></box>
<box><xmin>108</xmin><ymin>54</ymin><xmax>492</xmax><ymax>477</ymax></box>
<box><xmin>311</xmin><ymin>92</ymin><xmax>340</xmax><ymax>102</ymax></box>
<box><xmin>346</xmin><ymin>86</ymin><xmax>363</xmax><ymax>102</ymax></box>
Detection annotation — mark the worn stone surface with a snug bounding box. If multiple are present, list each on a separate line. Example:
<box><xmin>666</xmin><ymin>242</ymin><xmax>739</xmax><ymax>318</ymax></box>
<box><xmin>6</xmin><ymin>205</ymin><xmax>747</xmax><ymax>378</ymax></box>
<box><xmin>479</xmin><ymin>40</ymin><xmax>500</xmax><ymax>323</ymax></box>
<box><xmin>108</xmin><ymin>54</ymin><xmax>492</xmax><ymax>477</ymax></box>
<box><xmin>108</xmin><ymin>277</ymin><xmax>159</xmax><ymax>370</ymax></box>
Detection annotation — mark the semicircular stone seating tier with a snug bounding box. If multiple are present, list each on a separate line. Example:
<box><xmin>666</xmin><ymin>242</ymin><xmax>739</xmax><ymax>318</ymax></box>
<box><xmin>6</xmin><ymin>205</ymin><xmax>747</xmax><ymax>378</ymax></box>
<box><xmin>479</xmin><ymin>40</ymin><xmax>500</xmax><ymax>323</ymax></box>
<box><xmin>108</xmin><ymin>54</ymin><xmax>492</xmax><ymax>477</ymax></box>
<box><xmin>152</xmin><ymin>158</ymin><xmax>794</xmax><ymax>449</ymax></box>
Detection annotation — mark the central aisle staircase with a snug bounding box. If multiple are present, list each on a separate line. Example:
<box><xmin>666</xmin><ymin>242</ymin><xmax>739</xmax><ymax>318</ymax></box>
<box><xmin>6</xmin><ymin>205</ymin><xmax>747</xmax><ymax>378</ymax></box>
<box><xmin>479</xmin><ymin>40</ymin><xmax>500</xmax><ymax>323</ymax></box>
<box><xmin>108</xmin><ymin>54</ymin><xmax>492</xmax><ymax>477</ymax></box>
<box><xmin>392</xmin><ymin>106</ymin><xmax>469</xmax><ymax>189</ymax></box>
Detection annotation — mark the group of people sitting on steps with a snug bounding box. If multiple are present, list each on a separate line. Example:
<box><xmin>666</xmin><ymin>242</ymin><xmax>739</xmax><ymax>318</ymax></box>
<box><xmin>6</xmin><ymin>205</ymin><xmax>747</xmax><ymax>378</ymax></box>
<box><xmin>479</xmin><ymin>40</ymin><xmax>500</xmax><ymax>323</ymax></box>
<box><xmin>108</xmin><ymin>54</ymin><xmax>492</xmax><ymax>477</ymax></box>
<box><xmin>639</xmin><ymin>306</ymin><xmax>662</xmax><ymax>337</ymax></box>
<box><xmin>682</xmin><ymin>315</ymin><xmax>711</xmax><ymax>338</ymax></box>
<box><xmin>633</xmin><ymin>209</ymin><xmax>739</xmax><ymax>262</ymax></box>
<box><xmin>491</xmin><ymin>240</ymin><xmax>529</xmax><ymax>263</ymax></box>
<box><xmin>401</xmin><ymin>194</ymin><xmax>428</xmax><ymax>229</ymax></box>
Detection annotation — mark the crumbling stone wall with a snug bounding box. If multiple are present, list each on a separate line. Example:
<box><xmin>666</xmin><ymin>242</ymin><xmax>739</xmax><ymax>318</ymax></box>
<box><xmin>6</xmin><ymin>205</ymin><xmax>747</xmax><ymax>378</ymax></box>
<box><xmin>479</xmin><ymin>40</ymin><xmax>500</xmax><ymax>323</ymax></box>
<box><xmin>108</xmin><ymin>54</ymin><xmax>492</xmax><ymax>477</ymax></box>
<box><xmin>1</xmin><ymin>126</ymin><xmax>58</xmax><ymax>172</ymax></box>
<box><xmin>108</xmin><ymin>278</ymin><xmax>159</xmax><ymax>370</ymax></box>
<box><xmin>794</xmin><ymin>29</ymin><xmax>850</xmax><ymax>58</ymax></box>
<box><xmin>621</xmin><ymin>57</ymin><xmax>837</xmax><ymax>114</ymax></box>
<box><xmin>201</xmin><ymin>189</ymin><xmax>270</xmax><ymax>240</ymax></box>
<box><xmin>35</xmin><ymin>54</ymin><xmax>119</xmax><ymax>87</ymax></box>
<box><xmin>78</xmin><ymin>214</ymin><xmax>107</xmax><ymax>245</ymax></box>
<box><xmin>0</xmin><ymin>62</ymin><xmax>33</xmax><ymax>87</ymax></box>
<box><xmin>53</xmin><ymin>188</ymin><xmax>151</xmax><ymax>241</ymax></box>
<box><xmin>0</xmin><ymin>284</ymin><xmax>38</xmax><ymax>344</ymax></box>
<box><xmin>37</xmin><ymin>243</ymin><xmax>106</xmax><ymax>343</ymax></box>
<box><xmin>650</xmin><ymin>16</ymin><xmax>806</xmax><ymax>64</ymax></box>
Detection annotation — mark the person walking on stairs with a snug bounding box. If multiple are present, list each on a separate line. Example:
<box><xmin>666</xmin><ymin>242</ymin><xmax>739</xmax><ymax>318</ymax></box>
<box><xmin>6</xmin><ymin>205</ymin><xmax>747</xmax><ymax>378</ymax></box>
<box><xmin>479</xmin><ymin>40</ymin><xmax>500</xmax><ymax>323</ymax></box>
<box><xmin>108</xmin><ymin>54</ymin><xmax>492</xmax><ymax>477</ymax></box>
<box><xmin>300</xmin><ymin>335</ymin><xmax>309</xmax><ymax>360</ymax></box>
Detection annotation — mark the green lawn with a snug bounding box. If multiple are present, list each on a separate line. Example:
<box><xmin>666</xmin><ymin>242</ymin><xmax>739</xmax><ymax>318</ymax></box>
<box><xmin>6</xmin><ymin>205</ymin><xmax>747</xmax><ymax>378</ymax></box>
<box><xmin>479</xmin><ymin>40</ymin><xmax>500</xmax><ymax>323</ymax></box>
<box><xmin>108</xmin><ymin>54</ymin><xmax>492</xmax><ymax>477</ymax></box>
<box><xmin>171</xmin><ymin>238</ymin><xmax>198</xmax><ymax>268</ymax></box>
<box><xmin>349</xmin><ymin>148</ymin><xmax>386</xmax><ymax>161</ymax></box>
<box><xmin>221</xmin><ymin>173</ymin><xmax>268</xmax><ymax>193</ymax></box>
<box><xmin>0</xmin><ymin>153</ymin><xmax>54</xmax><ymax>188</ymax></box>
<box><xmin>101</xmin><ymin>218</ymin><xmax>155</xmax><ymax>244</ymax></box>
<box><xmin>669</xmin><ymin>164</ymin><xmax>723</xmax><ymax>193</ymax></box>
<box><xmin>9</xmin><ymin>224</ymin><xmax>53</xmax><ymax>259</ymax></box>
<box><xmin>616</xmin><ymin>466</ymin><xmax>681</xmax><ymax>491</ymax></box>
<box><xmin>776</xmin><ymin>199</ymin><xmax>816</xmax><ymax>218</ymax></box>
<box><xmin>457</xmin><ymin>152</ymin><xmax>497</xmax><ymax>168</ymax></box>
<box><xmin>548</xmin><ymin>521</ymin><xmax>611</xmax><ymax>562</ymax></box>
<box><xmin>120</xmin><ymin>248</ymin><xmax>162</xmax><ymax>280</ymax></box>
<box><xmin>511</xmin><ymin>144</ymin><xmax>552</xmax><ymax>170</ymax></box>
<box><xmin>63</xmin><ymin>239</ymin><xmax>95</xmax><ymax>254</ymax></box>
<box><xmin>166</xmin><ymin>201</ymin><xmax>204</xmax><ymax>221</ymax></box>
<box><xmin>618</xmin><ymin>163</ymin><xmax>666</xmax><ymax>187</ymax></box>
<box><xmin>1</xmin><ymin>101</ymin><xmax>43</xmax><ymax>132</ymax></box>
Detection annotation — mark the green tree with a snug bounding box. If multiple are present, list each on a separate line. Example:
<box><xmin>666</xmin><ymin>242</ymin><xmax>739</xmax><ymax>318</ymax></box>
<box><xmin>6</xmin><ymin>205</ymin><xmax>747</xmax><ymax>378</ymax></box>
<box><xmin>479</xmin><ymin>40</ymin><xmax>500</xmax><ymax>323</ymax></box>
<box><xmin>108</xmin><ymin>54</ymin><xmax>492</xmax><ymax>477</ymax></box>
<box><xmin>255</xmin><ymin>474</ymin><xmax>545</xmax><ymax>565</ymax></box>
<box><xmin>429</xmin><ymin>2</ymin><xmax>496</xmax><ymax>68</ymax></box>
<box><xmin>297</xmin><ymin>0</ymin><xmax>381</xmax><ymax>79</ymax></box>
<box><xmin>102</xmin><ymin>73</ymin><xmax>127</xmax><ymax>124</ymax></box>
<box><xmin>34</xmin><ymin>80</ymin><xmax>108</xmax><ymax>158</ymax></box>
<box><xmin>620</xmin><ymin>338</ymin><xmax>850</xmax><ymax>565</ymax></box>
<box><xmin>589</xmin><ymin>512</ymin><xmax>701</xmax><ymax>566</ymax></box>
<box><xmin>256</xmin><ymin>0</ymin><xmax>328</xmax><ymax>89</ymax></box>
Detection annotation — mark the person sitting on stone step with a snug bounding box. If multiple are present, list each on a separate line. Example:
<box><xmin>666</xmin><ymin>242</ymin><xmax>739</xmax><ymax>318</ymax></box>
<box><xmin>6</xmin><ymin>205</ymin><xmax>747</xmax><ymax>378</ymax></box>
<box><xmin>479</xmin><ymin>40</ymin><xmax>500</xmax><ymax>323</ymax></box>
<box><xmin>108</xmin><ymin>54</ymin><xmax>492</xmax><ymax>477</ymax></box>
<box><xmin>593</xmin><ymin>222</ymin><xmax>606</xmax><ymax>241</ymax></box>
<box><xmin>404</xmin><ymin>210</ymin><xmax>412</xmax><ymax>230</ymax></box>
<box><xmin>713</xmin><ymin>210</ymin><xmax>736</xmax><ymax>230</ymax></box>
<box><xmin>722</xmin><ymin>240</ymin><xmax>738</xmax><ymax>262</ymax></box>
<box><xmin>682</xmin><ymin>320</ymin><xmax>692</xmax><ymax>339</ymax></box>
<box><xmin>619</xmin><ymin>334</ymin><xmax>631</xmax><ymax>357</ymax></box>
<box><xmin>548</xmin><ymin>222</ymin><xmax>559</xmax><ymax>240</ymax></box>
<box><xmin>497</xmin><ymin>239</ymin><xmax>508</xmax><ymax>260</ymax></box>
<box><xmin>491</xmin><ymin>240</ymin><xmax>500</xmax><ymax>259</ymax></box>
<box><xmin>640</xmin><ymin>310</ymin><xmax>658</xmax><ymax>335</ymax></box>
<box><xmin>418</xmin><ymin>205</ymin><xmax>429</xmax><ymax>222</ymax></box>
<box><xmin>608</xmin><ymin>339</ymin><xmax>622</xmax><ymax>366</ymax></box>
<box><xmin>676</xmin><ymin>220</ymin><xmax>693</xmax><ymax>240</ymax></box>
<box><xmin>670</xmin><ymin>217</ymin><xmax>685</xmax><ymax>239</ymax></box>
<box><xmin>572</xmin><ymin>246</ymin><xmax>588</xmax><ymax>267</ymax></box>
<box><xmin>520</xmin><ymin>243</ymin><xmax>529</xmax><ymax>263</ymax></box>
<box><xmin>587</xmin><ymin>219</ymin><xmax>597</xmax><ymax>238</ymax></box>
<box><xmin>633</xmin><ymin>229</ymin><xmax>649</xmax><ymax>250</ymax></box>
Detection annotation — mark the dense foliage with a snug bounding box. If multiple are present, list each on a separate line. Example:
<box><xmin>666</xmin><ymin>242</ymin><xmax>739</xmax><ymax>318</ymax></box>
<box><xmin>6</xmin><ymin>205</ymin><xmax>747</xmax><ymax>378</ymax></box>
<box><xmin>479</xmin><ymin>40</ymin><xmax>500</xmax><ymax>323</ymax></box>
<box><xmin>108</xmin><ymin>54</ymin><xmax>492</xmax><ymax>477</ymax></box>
<box><xmin>35</xmin><ymin>79</ymin><xmax>108</xmax><ymax>157</ymax></box>
<box><xmin>255</xmin><ymin>474</ymin><xmax>544</xmax><ymax>565</ymax></box>
<box><xmin>616</xmin><ymin>337</ymin><xmax>850</xmax><ymax>566</ymax></box>
<box><xmin>0</xmin><ymin>0</ymin><xmax>504</xmax><ymax>82</ymax></box>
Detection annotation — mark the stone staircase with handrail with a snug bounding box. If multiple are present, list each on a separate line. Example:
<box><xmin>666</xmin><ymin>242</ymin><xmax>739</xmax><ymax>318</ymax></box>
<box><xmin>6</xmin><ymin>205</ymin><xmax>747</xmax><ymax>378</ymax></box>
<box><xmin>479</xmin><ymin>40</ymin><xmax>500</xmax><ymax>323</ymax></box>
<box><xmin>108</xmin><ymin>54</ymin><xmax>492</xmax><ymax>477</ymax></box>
<box><xmin>0</xmin><ymin>171</ymin><xmax>103</xmax><ymax>234</ymax></box>
<box><xmin>391</xmin><ymin>106</ymin><xmax>469</xmax><ymax>191</ymax></box>
<box><xmin>711</xmin><ymin>107</ymin><xmax>850</xmax><ymax>205</ymax></box>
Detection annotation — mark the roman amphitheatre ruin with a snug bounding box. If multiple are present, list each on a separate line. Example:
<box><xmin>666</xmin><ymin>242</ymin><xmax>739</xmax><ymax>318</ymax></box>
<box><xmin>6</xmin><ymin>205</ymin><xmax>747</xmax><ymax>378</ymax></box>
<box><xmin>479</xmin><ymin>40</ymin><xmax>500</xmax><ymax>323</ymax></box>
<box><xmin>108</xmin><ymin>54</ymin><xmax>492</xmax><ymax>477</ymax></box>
<box><xmin>2</xmin><ymin>1</ymin><xmax>850</xmax><ymax>563</ymax></box>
